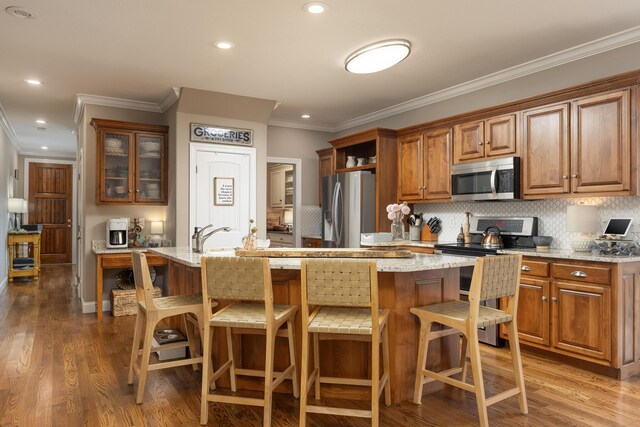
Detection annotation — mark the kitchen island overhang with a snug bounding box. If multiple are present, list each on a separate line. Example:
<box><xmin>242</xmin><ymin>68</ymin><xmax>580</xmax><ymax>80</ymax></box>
<box><xmin>150</xmin><ymin>247</ymin><xmax>476</xmax><ymax>404</ymax></box>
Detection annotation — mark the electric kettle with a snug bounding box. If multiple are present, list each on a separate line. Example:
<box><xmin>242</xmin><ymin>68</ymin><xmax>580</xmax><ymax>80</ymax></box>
<box><xmin>481</xmin><ymin>226</ymin><xmax>503</xmax><ymax>249</ymax></box>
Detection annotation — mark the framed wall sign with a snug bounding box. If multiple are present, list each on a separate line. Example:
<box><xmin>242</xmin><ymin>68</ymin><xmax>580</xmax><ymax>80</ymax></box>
<box><xmin>191</xmin><ymin>123</ymin><xmax>253</xmax><ymax>147</ymax></box>
<box><xmin>214</xmin><ymin>177</ymin><xmax>234</xmax><ymax>206</ymax></box>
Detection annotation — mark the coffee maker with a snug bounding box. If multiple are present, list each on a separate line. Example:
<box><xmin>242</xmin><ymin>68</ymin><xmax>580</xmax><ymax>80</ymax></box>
<box><xmin>106</xmin><ymin>218</ymin><xmax>129</xmax><ymax>249</ymax></box>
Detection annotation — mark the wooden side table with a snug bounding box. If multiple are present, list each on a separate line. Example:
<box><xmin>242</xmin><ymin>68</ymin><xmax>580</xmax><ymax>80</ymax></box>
<box><xmin>8</xmin><ymin>231</ymin><xmax>41</xmax><ymax>281</ymax></box>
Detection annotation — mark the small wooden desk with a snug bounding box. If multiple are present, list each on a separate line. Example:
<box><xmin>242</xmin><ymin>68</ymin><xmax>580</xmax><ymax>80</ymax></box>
<box><xmin>95</xmin><ymin>252</ymin><xmax>168</xmax><ymax>321</ymax></box>
<box><xmin>8</xmin><ymin>231</ymin><xmax>41</xmax><ymax>281</ymax></box>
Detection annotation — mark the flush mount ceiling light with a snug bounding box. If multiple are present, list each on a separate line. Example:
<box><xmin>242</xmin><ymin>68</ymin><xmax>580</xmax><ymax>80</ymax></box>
<box><xmin>303</xmin><ymin>2</ymin><xmax>328</xmax><ymax>14</ymax></box>
<box><xmin>24</xmin><ymin>78</ymin><xmax>42</xmax><ymax>85</ymax></box>
<box><xmin>5</xmin><ymin>6</ymin><xmax>36</xmax><ymax>19</ymax></box>
<box><xmin>41</xmin><ymin>146</ymin><xmax>48</xmax><ymax>150</ymax></box>
<box><xmin>301</xmin><ymin>114</ymin><xmax>311</xmax><ymax>119</ymax></box>
<box><xmin>35</xmin><ymin>119</ymin><xmax>46</xmax><ymax>124</ymax></box>
<box><xmin>345</xmin><ymin>39</ymin><xmax>411</xmax><ymax>74</ymax></box>
<box><xmin>214</xmin><ymin>41</ymin><xmax>234</xmax><ymax>49</ymax></box>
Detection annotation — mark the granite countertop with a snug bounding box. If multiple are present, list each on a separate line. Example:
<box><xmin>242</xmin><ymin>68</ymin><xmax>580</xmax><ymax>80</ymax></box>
<box><xmin>92</xmin><ymin>240</ymin><xmax>152</xmax><ymax>255</ymax></box>
<box><xmin>149</xmin><ymin>247</ymin><xmax>477</xmax><ymax>272</ymax></box>
<box><xmin>499</xmin><ymin>248</ymin><xmax>640</xmax><ymax>263</ymax></box>
<box><xmin>267</xmin><ymin>230</ymin><xmax>293</xmax><ymax>235</ymax></box>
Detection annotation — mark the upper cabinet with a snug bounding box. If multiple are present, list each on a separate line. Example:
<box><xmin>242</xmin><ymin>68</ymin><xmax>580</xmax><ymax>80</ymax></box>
<box><xmin>453</xmin><ymin>113</ymin><xmax>517</xmax><ymax>164</ymax></box>
<box><xmin>397</xmin><ymin>128</ymin><xmax>451</xmax><ymax>202</ymax></box>
<box><xmin>523</xmin><ymin>89</ymin><xmax>632</xmax><ymax>198</ymax></box>
<box><xmin>316</xmin><ymin>147</ymin><xmax>334</xmax><ymax>206</ymax></box>
<box><xmin>269</xmin><ymin>164</ymin><xmax>293</xmax><ymax>208</ymax></box>
<box><xmin>92</xmin><ymin>119</ymin><xmax>168</xmax><ymax>205</ymax></box>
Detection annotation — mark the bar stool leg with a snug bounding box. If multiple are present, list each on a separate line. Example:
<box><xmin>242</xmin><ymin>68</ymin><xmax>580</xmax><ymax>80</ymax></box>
<box><xmin>299</xmin><ymin>321</ymin><xmax>310</xmax><ymax>427</ymax></box>
<box><xmin>200</xmin><ymin>321</ymin><xmax>211</xmax><ymax>425</ymax></box>
<box><xmin>287</xmin><ymin>319</ymin><xmax>300</xmax><ymax>398</ymax></box>
<box><xmin>128</xmin><ymin>307</ymin><xmax>144</xmax><ymax>385</ymax></box>
<box><xmin>413</xmin><ymin>320</ymin><xmax>432</xmax><ymax>404</ymax></box>
<box><xmin>313</xmin><ymin>332</ymin><xmax>321</xmax><ymax>400</ymax></box>
<box><xmin>459</xmin><ymin>335</ymin><xmax>469</xmax><ymax>383</ymax></box>
<box><xmin>371</xmin><ymin>325</ymin><xmax>380</xmax><ymax>427</ymax></box>
<box><xmin>184</xmin><ymin>314</ymin><xmax>199</xmax><ymax>371</ymax></box>
<box><xmin>382</xmin><ymin>324</ymin><xmax>391</xmax><ymax>406</ymax></box>
<box><xmin>467</xmin><ymin>329</ymin><xmax>488</xmax><ymax>427</ymax></box>
<box><xmin>136</xmin><ymin>320</ymin><xmax>156</xmax><ymax>404</ymax></box>
<box><xmin>225</xmin><ymin>326</ymin><xmax>237</xmax><ymax>392</ymax></box>
<box><xmin>263</xmin><ymin>328</ymin><xmax>276</xmax><ymax>427</ymax></box>
<box><xmin>506</xmin><ymin>320</ymin><xmax>528</xmax><ymax>414</ymax></box>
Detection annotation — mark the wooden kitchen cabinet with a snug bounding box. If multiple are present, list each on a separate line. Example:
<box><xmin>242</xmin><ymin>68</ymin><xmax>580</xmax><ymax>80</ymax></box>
<box><xmin>397</xmin><ymin>128</ymin><xmax>451</xmax><ymax>202</ymax></box>
<box><xmin>522</xmin><ymin>103</ymin><xmax>571</xmax><ymax>196</ymax></box>
<box><xmin>571</xmin><ymin>89</ymin><xmax>631</xmax><ymax>194</ymax></box>
<box><xmin>92</xmin><ymin>118</ymin><xmax>168</xmax><ymax>205</ymax></box>
<box><xmin>317</xmin><ymin>147</ymin><xmax>334</xmax><ymax>206</ymax></box>
<box><xmin>453</xmin><ymin>113</ymin><xmax>517</xmax><ymax>164</ymax></box>
<box><xmin>301</xmin><ymin>237</ymin><xmax>321</xmax><ymax>248</ymax></box>
<box><xmin>515</xmin><ymin>277</ymin><xmax>550</xmax><ymax>346</ymax></box>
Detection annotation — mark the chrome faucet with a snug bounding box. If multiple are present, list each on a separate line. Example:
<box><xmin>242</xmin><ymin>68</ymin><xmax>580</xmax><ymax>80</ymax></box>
<box><xmin>193</xmin><ymin>225</ymin><xmax>232</xmax><ymax>253</ymax></box>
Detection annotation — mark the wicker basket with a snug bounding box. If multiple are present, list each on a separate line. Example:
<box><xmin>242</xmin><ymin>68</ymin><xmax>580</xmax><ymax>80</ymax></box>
<box><xmin>111</xmin><ymin>287</ymin><xmax>162</xmax><ymax>317</ymax></box>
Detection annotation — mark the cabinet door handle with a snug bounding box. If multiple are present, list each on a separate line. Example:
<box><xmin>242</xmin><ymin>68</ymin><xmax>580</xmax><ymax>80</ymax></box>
<box><xmin>486</xmin><ymin>140</ymin><xmax>491</xmax><ymax>145</ymax></box>
<box><xmin>521</xmin><ymin>266</ymin><xmax>531</xmax><ymax>271</ymax></box>
<box><xmin>571</xmin><ymin>174</ymin><xmax>578</xmax><ymax>178</ymax></box>
<box><xmin>541</xmin><ymin>296</ymin><xmax>547</xmax><ymax>301</ymax></box>
<box><xmin>562</xmin><ymin>175</ymin><xmax>568</xmax><ymax>179</ymax></box>
<box><xmin>571</xmin><ymin>270</ymin><xmax>588</xmax><ymax>278</ymax></box>
<box><xmin>478</xmin><ymin>142</ymin><xmax>484</xmax><ymax>146</ymax></box>
<box><xmin>552</xmin><ymin>297</ymin><xmax>558</xmax><ymax>302</ymax></box>
<box><xmin>128</xmin><ymin>189</ymin><xmax>132</xmax><ymax>193</ymax></box>
<box><xmin>136</xmin><ymin>189</ymin><xmax>140</xmax><ymax>193</ymax></box>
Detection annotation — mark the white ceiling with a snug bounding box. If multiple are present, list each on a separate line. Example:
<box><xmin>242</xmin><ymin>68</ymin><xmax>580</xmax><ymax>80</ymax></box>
<box><xmin>2</xmin><ymin>0</ymin><xmax>640</xmax><ymax>156</ymax></box>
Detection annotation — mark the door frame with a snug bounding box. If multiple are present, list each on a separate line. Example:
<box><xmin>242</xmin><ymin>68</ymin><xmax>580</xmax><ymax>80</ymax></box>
<box><xmin>189</xmin><ymin>143</ymin><xmax>257</xmax><ymax>242</ymax></box>
<box><xmin>267</xmin><ymin>156</ymin><xmax>302</xmax><ymax>248</ymax></box>
<box><xmin>23</xmin><ymin>157</ymin><xmax>78</xmax><ymax>265</ymax></box>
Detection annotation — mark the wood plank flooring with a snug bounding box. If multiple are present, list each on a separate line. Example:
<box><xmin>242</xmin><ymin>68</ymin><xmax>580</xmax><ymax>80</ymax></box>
<box><xmin>1</xmin><ymin>265</ymin><xmax>639</xmax><ymax>426</ymax></box>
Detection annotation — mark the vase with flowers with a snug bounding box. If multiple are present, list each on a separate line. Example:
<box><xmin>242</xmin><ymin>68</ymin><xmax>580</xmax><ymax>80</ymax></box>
<box><xmin>386</xmin><ymin>202</ymin><xmax>411</xmax><ymax>240</ymax></box>
<box><xmin>242</xmin><ymin>219</ymin><xmax>258</xmax><ymax>250</ymax></box>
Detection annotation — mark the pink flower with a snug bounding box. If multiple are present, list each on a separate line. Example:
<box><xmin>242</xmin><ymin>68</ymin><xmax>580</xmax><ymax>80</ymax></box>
<box><xmin>401</xmin><ymin>205</ymin><xmax>411</xmax><ymax>215</ymax></box>
<box><xmin>387</xmin><ymin>212</ymin><xmax>396</xmax><ymax>220</ymax></box>
<box><xmin>386</xmin><ymin>204</ymin><xmax>394</xmax><ymax>213</ymax></box>
<box><xmin>392</xmin><ymin>204</ymin><xmax>401</xmax><ymax>213</ymax></box>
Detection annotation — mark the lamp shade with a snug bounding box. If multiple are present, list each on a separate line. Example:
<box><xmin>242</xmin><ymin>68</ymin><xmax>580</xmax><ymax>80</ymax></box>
<box><xmin>150</xmin><ymin>221</ymin><xmax>164</xmax><ymax>235</ymax></box>
<box><xmin>566</xmin><ymin>205</ymin><xmax>598</xmax><ymax>233</ymax></box>
<box><xmin>8</xmin><ymin>198</ymin><xmax>23</xmax><ymax>213</ymax></box>
<box><xmin>20</xmin><ymin>200</ymin><xmax>28</xmax><ymax>214</ymax></box>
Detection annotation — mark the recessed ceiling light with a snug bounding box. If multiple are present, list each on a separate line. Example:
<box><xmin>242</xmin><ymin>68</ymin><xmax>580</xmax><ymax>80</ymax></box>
<box><xmin>5</xmin><ymin>6</ymin><xmax>36</xmax><ymax>19</ymax></box>
<box><xmin>214</xmin><ymin>41</ymin><xmax>234</xmax><ymax>49</ymax></box>
<box><xmin>24</xmin><ymin>78</ymin><xmax>43</xmax><ymax>85</ymax></box>
<box><xmin>345</xmin><ymin>39</ymin><xmax>411</xmax><ymax>74</ymax></box>
<box><xmin>303</xmin><ymin>2</ymin><xmax>328</xmax><ymax>14</ymax></box>
<box><xmin>301</xmin><ymin>114</ymin><xmax>311</xmax><ymax>119</ymax></box>
<box><xmin>36</xmin><ymin>119</ymin><xmax>47</xmax><ymax>124</ymax></box>
<box><xmin>41</xmin><ymin>146</ymin><xmax>48</xmax><ymax>150</ymax></box>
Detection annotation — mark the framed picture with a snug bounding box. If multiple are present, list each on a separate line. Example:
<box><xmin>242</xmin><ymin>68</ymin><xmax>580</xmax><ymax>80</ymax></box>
<box><xmin>214</xmin><ymin>177</ymin><xmax>234</xmax><ymax>206</ymax></box>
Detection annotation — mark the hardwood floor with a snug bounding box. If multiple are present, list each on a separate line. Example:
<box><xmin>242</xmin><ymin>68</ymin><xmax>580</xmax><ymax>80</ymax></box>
<box><xmin>1</xmin><ymin>265</ymin><xmax>639</xmax><ymax>426</ymax></box>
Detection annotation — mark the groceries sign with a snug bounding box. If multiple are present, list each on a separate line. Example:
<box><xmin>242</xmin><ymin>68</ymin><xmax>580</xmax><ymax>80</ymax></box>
<box><xmin>190</xmin><ymin>123</ymin><xmax>253</xmax><ymax>147</ymax></box>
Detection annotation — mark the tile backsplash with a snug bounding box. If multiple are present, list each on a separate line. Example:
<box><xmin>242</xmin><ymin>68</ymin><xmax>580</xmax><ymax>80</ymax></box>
<box><xmin>413</xmin><ymin>196</ymin><xmax>640</xmax><ymax>249</ymax></box>
<box><xmin>300</xmin><ymin>205</ymin><xmax>322</xmax><ymax>237</ymax></box>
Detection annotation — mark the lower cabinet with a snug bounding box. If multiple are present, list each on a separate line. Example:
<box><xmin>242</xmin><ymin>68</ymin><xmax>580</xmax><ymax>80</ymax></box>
<box><xmin>302</xmin><ymin>237</ymin><xmax>322</xmax><ymax>248</ymax></box>
<box><xmin>503</xmin><ymin>257</ymin><xmax>614</xmax><ymax>368</ymax></box>
<box><xmin>268</xmin><ymin>232</ymin><xmax>294</xmax><ymax>248</ymax></box>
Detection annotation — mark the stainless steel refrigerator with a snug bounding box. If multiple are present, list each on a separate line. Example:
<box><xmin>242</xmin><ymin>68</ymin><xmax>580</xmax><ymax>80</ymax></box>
<box><xmin>322</xmin><ymin>171</ymin><xmax>376</xmax><ymax>248</ymax></box>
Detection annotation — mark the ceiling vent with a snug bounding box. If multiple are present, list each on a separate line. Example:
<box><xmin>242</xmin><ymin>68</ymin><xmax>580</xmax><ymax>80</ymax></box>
<box><xmin>5</xmin><ymin>6</ymin><xmax>37</xmax><ymax>19</ymax></box>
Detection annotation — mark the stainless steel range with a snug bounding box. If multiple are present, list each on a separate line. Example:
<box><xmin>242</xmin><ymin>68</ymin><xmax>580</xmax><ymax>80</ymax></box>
<box><xmin>436</xmin><ymin>216</ymin><xmax>539</xmax><ymax>346</ymax></box>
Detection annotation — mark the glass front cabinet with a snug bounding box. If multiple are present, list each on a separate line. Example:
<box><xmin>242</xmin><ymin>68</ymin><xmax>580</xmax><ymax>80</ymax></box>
<box><xmin>91</xmin><ymin>119</ymin><xmax>169</xmax><ymax>205</ymax></box>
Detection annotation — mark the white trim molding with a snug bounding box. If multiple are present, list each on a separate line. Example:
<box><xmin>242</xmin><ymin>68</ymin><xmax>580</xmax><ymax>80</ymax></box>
<box><xmin>267</xmin><ymin>156</ymin><xmax>303</xmax><ymax>248</ymax></box>
<box><xmin>268</xmin><ymin>118</ymin><xmax>334</xmax><ymax>133</ymax></box>
<box><xmin>73</xmin><ymin>87</ymin><xmax>181</xmax><ymax>124</ymax></box>
<box><xmin>0</xmin><ymin>277</ymin><xmax>7</xmax><ymax>292</ymax></box>
<box><xmin>82</xmin><ymin>297</ymin><xmax>110</xmax><ymax>314</ymax></box>
<box><xmin>0</xmin><ymin>102</ymin><xmax>22</xmax><ymax>152</ymax></box>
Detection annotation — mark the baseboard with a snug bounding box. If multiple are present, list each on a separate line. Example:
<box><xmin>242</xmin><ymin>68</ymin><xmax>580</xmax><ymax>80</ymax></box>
<box><xmin>0</xmin><ymin>276</ymin><xmax>6</xmax><ymax>292</ymax></box>
<box><xmin>82</xmin><ymin>298</ymin><xmax>111</xmax><ymax>314</ymax></box>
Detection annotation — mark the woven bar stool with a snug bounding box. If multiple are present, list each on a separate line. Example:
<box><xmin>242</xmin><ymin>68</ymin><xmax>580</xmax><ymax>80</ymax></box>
<box><xmin>127</xmin><ymin>252</ymin><xmax>211</xmax><ymax>404</ymax></box>
<box><xmin>411</xmin><ymin>254</ymin><xmax>528</xmax><ymax>427</ymax></box>
<box><xmin>299</xmin><ymin>259</ymin><xmax>391</xmax><ymax>427</ymax></box>
<box><xmin>199</xmin><ymin>256</ymin><xmax>299</xmax><ymax>427</ymax></box>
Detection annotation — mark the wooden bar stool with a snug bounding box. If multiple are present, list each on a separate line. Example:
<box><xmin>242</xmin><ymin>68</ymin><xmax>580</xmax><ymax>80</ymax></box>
<box><xmin>127</xmin><ymin>252</ymin><xmax>212</xmax><ymax>404</ymax></box>
<box><xmin>199</xmin><ymin>256</ymin><xmax>299</xmax><ymax>427</ymax></box>
<box><xmin>299</xmin><ymin>259</ymin><xmax>391</xmax><ymax>427</ymax></box>
<box><xmin>411</xmin><ymin>254</ymin><xmax>528</xmax><ymax>427</ymax></box>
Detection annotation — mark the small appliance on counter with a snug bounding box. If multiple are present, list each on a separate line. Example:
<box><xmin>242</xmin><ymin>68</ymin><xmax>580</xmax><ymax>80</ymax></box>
<box><xmin>106</xmin><ymin>218</ymin><xmax>129</xmax><ymax>249</ymax></box>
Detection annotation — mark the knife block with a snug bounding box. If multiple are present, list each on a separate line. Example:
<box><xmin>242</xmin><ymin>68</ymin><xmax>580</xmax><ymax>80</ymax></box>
<box><xmin>420</xmin><ymin>227</ymin><xmax>439</xmax><ymax>243</ymax></box>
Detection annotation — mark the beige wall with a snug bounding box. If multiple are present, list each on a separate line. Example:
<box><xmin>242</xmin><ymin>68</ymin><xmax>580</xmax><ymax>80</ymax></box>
<box><xmin>267</xmin><ymin>126</ymin><xmax>332</xmax><ymax>205</ymax></box>
<box><xmin>1</xmin><ymin>127</ymin><xmax>19</xmax><ymax>287</ymax></box>
<box><xmin>335</xmin><ymin>42</ymin><xmax>640</xmax><ymax>136</ymax></box>
<box><xmin>79</xmin><ymin>104</ymin><xmax>167</xmax><ymax>304</ymax></box>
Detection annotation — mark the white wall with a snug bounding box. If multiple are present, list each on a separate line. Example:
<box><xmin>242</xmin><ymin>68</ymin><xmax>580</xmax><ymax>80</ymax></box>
<box><xmin>267</xmin><ymin>126</ymin><xmax>332</xmax><ymax>206</ymax></box>
<box><xmin>0</xmin><ymin>126</ymin><xmax>19</xmax><ymax>288</ymax></box>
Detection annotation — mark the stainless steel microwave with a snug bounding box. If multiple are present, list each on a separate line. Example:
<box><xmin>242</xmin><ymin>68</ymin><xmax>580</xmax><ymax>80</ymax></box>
<box><xmin>451</xmin><ymin>157</ymin><xmax>520</xmax><ymax>201</ymax></box>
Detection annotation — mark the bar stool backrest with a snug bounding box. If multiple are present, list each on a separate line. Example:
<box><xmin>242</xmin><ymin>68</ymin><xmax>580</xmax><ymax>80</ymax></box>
<box><xmin>303</xmin><ymin>259</ymin><xmax>376</xmax><ymax>308</ymax></box>
<box><xmin>131</xmin><ymin>252</ymin><xmax>158</xmax><ymax>313</ymax></box>
<box><xmin>202</xmin><ymin>256</ymin><xmax>270</xmax><ymax>302</ymax></box>
<box><xmin>471</xmin><ymin>254</ymin><xmax>523</xmax><ymax>302</ymax></box>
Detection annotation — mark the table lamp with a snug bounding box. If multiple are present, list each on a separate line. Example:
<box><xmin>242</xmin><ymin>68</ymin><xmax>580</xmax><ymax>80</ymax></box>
<box><xmin>149</xmin><ymin>221</ymin><xmax>164</xmax><ymax>247</ymax></box>
<box><xmin>20</xmin><ymin>199</ymin><xmax>28</xmax><ymax>227</ymax></box>
<box><xmin>566</xmin><ymin>205</ymin><xmax>598</xmax><ymax>252</ymax></box>
<box><xmin>8</xmin><ymin>198</ymin><xmax>24</xmax><ymax>231</ymax></box>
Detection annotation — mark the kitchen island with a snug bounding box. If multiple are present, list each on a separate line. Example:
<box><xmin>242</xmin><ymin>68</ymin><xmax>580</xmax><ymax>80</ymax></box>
<box><xmin>150</xmin><ymin>247</ymin><xmax>476</xmax><ymax>404</ymax></box>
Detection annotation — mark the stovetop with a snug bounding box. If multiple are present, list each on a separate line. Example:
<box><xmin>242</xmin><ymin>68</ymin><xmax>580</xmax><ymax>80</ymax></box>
<box><xmin>436</xmin><ymin>235</ymin><xmax>536</xmax><ymax>256</ymax></box>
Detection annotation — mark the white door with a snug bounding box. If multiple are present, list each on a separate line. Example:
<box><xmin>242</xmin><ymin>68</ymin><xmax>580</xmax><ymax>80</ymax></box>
<box><xmin>191</xmin><ymin>145</ymin><xmax>256</xmax><ymax>250</ymax></box>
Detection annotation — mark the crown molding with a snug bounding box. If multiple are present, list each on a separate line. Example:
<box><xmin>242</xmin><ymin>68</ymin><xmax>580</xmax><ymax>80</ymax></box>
<box><xmin>20</xmin><ymin>150</ymin><xmax>76</xmax><ymax>159</ymax></box>
<box><xmin>332</xmin><ymin>25</ymin><xmax>640</xmax><ymax>133</ymax></box>
<box><xmin>0</xmin><ymin>102</ymin><xmax>22</xmax><ymax>153</ymax></box>
<box><xmin>159</xmin><ymin>87</ymin><xmax>181</xmax><ymax>112</ymax></box>
<box><xmin>267</xmin><ymin>118</ymin><xmax>334</xmax><ymax>133</ymax></box>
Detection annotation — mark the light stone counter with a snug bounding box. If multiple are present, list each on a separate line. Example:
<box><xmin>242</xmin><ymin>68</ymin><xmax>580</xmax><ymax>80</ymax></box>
<box><xmin>499</xmin><ymin>248</ymin><xmax>640</xmax><ymax>263</ymax></box>
<box><xmin>149</xmin><ymin>247</ymin><xmax>476</xmax><ymax>272</ymax></box>
<box><xmin>91</xmin><ymin>240</ymin><xmax>152</xmax><ymax>255</ymax></box>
